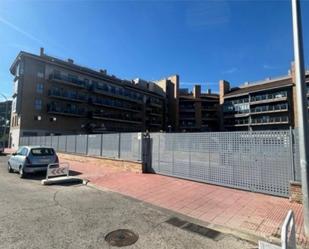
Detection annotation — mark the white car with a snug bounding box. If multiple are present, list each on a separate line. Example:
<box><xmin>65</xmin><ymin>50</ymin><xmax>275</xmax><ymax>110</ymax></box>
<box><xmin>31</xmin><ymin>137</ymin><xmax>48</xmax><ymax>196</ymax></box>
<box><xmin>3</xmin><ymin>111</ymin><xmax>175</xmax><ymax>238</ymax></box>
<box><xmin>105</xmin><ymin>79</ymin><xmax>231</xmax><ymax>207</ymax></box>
<box><xmin>8</xmin><ymin>146</ymin><xmax>59</xmax><ymax>178</ymax></box>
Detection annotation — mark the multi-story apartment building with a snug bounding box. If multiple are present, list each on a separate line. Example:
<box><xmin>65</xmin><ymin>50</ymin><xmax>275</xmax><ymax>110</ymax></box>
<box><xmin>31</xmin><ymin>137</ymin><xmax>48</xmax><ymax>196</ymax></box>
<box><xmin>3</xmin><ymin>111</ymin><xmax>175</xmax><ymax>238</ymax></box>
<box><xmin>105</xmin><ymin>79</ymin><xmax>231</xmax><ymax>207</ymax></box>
<box><xmin>9</xmin><ymin>48</ymin><xmax>167</xmax><ymax>148</ymax></box>
<box><xmin>220</xmin><ymin>64</ymin><xmax>309</xmax><ymax>131</ymax></box>
<box><xmin>0</xmin><ymin>100</ymin><xmax>12</xmax><ymax>146</ymax></box>
<box><xmin>178</xmin><ymin>85</ymin><xmax>219</xmax><ymax>132</ymax></box>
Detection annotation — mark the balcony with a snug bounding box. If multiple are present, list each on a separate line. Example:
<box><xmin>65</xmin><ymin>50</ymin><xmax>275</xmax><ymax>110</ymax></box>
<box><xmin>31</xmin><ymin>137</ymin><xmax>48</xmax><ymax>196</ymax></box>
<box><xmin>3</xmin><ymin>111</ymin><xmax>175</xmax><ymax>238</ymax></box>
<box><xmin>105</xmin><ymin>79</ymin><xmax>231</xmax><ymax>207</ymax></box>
<box><xmin>91</xmin><ymin>84</ymin><xmax>143</xmax><ymax>104</ymax></box>
<box><xmin>251</xmin><ymin>103</ymin><xmax>288</xmax><ymax>115</ymax></box>
<box><xmin>91</xmin><ymin>111</ymin><xmax>142</xmax><ymax>124</ymax></box>
<box><xmin>91</xmin><ymin>98</ymin><xmax>141</xmax><ymax>113</ymax></box>
<box><xmin>47</xmin><ymin>105</ymin><xmax>86</xmax><ymax>117</ymax></box>
<box><xmin>202</xmin><ymin>106</ymin><xmax>217</xmax><ymax>112</ymax></box>
<box><xmin>250</xmin><ymin>92</ymin><xmax>288</xmax><ymax>105</ymax></box>
<box><xmin>251</xmin><ymin>116</ymin><xmax>289</xmax><ymax>125</ymax></box>
<box><xmin>48</xmin><ymin>90</ymin><xmax>87</xmax><ymax>103</ymax></box>
<box><xmin>49</xmin><ymin>73</ymin><xmax>87</xmax><ymax>88</ymax></box>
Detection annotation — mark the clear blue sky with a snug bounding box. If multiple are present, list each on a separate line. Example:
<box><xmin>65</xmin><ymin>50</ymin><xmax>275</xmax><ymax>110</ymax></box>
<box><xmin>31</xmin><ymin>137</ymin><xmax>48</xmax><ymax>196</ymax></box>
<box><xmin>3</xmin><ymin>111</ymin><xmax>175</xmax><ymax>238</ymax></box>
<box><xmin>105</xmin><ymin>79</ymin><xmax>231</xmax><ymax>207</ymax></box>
<box><xmin>0</xmin><ymin>0</ymin><xmax>308</xmax><ymax>99</ymax></box>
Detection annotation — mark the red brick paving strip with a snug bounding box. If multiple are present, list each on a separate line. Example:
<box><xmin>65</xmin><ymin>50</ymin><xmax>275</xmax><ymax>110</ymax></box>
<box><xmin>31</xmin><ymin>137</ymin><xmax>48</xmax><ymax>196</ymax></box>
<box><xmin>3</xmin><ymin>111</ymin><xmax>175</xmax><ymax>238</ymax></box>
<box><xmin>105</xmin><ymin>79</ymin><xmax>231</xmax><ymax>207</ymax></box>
<box><xmin>56</xmin><ymin>153</ymin><xmax>309</xmax><ymax>247</ymax></box>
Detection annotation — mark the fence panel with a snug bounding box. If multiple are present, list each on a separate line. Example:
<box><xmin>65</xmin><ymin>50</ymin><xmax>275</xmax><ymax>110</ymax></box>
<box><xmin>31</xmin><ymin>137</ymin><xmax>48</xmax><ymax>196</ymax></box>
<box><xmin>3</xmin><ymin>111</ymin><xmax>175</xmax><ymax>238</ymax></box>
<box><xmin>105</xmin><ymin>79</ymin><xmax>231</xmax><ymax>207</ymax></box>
<box><xmin>119</xmin><ymin>133</ymin><xmax>142</xmax><ymax>161</ymax></box>
<box><xmin>51</xmin><ymin>136</ymin><xmax>59</xmax><ymax>150</ymax></box>
<box><xmin>88</xmin><ymin>134</ymin><xmax>102</xmax><ymax>156</ymax></box>
<box><xmin>102</xmin><ymin>133</ymin><xmax>119</xmax><ymax>158</ymax></box>
<box><xmin>76</xmin><ymin>135</ymin><xmax>87</xmax><ymax>154</ymax></box>
<box><xmin>150</xmin><ymin>131</ymin><xmax>294</xmax><ymax>197</ymax></box>
<box><xmin>58</xmin><ymin>136</ymin><xmax>66</xmax><ymax>152</ymax></box>
<box><xmin>66</xmin><ymin>135</ymin><xmax>76</xmax><ymax>153</ymax></box>
<box><xmin>45</xmin><ymin>136</ymin><xmax>52</xmax><ymax>147</ymax></box>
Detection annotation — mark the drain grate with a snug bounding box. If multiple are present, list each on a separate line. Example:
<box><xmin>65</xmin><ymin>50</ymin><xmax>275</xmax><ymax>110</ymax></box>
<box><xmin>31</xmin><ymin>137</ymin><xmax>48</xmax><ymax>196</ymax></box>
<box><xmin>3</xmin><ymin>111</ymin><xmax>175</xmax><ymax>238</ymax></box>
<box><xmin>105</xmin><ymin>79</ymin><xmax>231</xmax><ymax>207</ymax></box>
<box><xmin>165</xmin><ymin>217</ymin><xmax>223</xmax><ymax>241</ymax></box>
<box><xmin>105</xmin><ymin>229</ymin><xmax>139</xmax><ymax>247</ymax></box>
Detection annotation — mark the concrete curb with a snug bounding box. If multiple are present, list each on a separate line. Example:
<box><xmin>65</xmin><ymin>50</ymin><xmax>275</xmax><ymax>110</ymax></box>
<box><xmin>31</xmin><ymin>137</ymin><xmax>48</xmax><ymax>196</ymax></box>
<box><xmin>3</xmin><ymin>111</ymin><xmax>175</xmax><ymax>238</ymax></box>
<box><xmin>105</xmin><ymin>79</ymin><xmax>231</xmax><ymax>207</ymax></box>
<box><xmin>41</xmin><ymin>176</ymin><xmax>87</xmax><ymax>185</ymax></box>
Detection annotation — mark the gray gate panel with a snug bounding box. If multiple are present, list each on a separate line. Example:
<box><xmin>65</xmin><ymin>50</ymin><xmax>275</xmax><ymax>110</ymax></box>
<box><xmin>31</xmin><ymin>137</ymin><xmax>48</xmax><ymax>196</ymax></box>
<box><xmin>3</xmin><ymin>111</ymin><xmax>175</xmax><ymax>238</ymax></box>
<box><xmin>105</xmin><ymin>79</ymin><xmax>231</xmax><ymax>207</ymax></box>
<box><xmin>76</xmin><ymin>135</ymin><xmax>87</xmax><ymax>154</ymax></box>
<box><xmin>102</xmin><ymin>133</ymin><xmax>119</xmax><ymax>158</ymax></box>
<box><xmin>66</xmin><ymin>135</ymin><xmax>76</xmax><ymax>153</ymax></box>
<box><xmin>58</xmin><ymin>136</ymin><xmax>66</xmax><ymax>152</ymax></box>
<box><xmin>119</xmin><ymin>133</ymin><xmax>141</xmax><ymax>161</ymax></box>
<box><xmin>150</xmin><ymin>130</ymin><xmax>295</xmax><ymax>197</ymax></box>
<box><xmin>88</xmin><ymin>134</ymin><xmax>101</xmax><ymax>156</ymax></box>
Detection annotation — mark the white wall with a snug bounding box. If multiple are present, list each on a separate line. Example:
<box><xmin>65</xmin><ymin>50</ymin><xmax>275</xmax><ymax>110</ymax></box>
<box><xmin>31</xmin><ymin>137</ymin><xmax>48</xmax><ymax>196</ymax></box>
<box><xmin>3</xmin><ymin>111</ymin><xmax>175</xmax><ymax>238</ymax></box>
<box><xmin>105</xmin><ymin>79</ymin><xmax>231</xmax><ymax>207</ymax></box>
<box><xmin>10</xmin><ymin>128</ymin><xmax>20</xmax><ymax>150</ymax></box>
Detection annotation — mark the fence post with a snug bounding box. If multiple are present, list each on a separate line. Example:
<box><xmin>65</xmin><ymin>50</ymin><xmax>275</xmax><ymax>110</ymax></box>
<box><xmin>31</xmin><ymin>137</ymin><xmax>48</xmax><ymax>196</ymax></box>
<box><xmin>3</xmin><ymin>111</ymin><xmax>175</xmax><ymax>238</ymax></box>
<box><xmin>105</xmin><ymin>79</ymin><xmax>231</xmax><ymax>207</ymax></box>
<box><xmin>86</xmin><ymin>135</ymin><xmax>89</xmax><ymax>155</ymax></box>
<box><xmin>118</xmin><ymin>133</ymin><xmax>121</xmax><ymax>159</ymax></box>
<box><xmin>100</xmin><ymin>134</ymin><xmax>103</xmax><ymax>157</ymax></box>
<box><xmin>141</xmin><ymin>132</ymin><xmax>152</xmax><ymax>173</ymax></box>
<box><xmin>74</xmin><ymin>135</ymin><xmax>77</xmax><ymax>153</ymax></box>
<box><xmin>290</xmin><ymin>128</ymin><xmax>296</xmax><ymax>181</ymax></box>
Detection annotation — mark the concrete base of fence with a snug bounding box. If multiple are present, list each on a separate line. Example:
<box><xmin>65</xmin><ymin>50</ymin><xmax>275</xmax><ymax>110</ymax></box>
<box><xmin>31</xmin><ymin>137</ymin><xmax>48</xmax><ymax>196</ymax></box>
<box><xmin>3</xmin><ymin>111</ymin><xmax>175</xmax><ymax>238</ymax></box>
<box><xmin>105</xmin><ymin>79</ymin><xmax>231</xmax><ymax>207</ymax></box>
<box><xmin>289</xmin><ymin>181</ymin><xmax>302</xmax><ymax>204</ymax></box>
<box><xmin>58</xmin><ymin>153</ymin><xmax>143</xmax><ymax>173</ymax></box>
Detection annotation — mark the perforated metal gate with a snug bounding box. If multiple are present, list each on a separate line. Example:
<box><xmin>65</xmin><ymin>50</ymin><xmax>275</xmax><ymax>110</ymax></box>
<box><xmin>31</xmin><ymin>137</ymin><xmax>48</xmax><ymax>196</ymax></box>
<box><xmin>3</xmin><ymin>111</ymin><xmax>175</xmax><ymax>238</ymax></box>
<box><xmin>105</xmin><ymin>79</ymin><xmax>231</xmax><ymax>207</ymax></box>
<box><xmin>150</xmin><ymin>131</ymin><xmax>295</xmax><ymax>197</ymax></box>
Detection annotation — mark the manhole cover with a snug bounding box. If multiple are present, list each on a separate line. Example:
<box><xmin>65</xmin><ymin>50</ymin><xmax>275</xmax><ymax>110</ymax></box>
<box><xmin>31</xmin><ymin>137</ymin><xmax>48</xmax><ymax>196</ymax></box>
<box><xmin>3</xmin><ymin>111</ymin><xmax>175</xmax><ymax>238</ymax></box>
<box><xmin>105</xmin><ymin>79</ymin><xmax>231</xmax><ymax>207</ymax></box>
<box><xmin>105</xmin><ymin>229</ymin><xmax>139</xmax><ymax>247</ymax></box>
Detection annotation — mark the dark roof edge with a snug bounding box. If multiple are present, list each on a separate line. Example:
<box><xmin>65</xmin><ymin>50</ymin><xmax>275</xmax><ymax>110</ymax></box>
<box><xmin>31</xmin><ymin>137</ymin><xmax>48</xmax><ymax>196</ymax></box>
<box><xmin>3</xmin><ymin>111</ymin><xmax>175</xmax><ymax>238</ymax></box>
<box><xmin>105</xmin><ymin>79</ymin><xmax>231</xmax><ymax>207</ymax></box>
<box><xmin>9</xmin><ymin>51</ymin><xmax>165</xmax><ymax>98</ymax></box>
<box><xmin>224</xmin><ymin>83</ymin><xmax>293</xmax><ymax>99</ymax></box>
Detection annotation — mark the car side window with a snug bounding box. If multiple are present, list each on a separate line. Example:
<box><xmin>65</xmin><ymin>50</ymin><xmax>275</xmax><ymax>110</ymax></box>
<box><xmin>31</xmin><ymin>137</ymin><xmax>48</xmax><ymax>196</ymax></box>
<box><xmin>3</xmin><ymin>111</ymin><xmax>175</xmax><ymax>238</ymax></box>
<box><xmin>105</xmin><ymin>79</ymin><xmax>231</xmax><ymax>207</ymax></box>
<box><xmin>21</xmin><ymin>148</ymin><xmax>28</xmax><ymax>156</ymax></box>
<box><xmin>16</xmin><ymin>148</ymin><xmax>23</xmax><ymax>155</ymax></box>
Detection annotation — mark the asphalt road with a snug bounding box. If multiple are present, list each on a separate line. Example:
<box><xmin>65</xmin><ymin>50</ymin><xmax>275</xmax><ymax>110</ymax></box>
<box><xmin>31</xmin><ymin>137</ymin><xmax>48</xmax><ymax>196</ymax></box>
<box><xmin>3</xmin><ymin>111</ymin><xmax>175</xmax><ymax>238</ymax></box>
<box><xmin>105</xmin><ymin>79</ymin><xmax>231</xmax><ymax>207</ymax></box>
<box><xmin>0</xmin><ymin>154</ymin><xmax>256</xmax><ymax>249</ymax></box>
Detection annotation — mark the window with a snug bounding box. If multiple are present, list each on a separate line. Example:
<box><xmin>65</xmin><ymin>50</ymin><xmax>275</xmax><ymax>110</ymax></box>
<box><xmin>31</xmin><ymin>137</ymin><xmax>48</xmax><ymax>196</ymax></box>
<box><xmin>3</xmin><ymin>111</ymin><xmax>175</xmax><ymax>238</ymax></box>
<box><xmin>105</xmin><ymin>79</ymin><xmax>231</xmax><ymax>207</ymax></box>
<box><xmin>21</xmin><ymin>148</ymin><xmax>28</xmax><ymax>156</ymax></box>
<box><xmin>35</xmin><ymin>99</ymin><xmax>42</xmax><ymax>110</ymax></box>
<box><xmin>37</xmin><ymin>72</ymin><xmax>44</xmax><ymax>78</ymax></box>
<box><xmin>31</xmin><ymin>148</ymin><xmax>55</xmax><ymax>156</ymax></box>
<box><xmin>36</xmin><ymin>83</ymin><xmax>43</xmax><ymax>93</ymax></box>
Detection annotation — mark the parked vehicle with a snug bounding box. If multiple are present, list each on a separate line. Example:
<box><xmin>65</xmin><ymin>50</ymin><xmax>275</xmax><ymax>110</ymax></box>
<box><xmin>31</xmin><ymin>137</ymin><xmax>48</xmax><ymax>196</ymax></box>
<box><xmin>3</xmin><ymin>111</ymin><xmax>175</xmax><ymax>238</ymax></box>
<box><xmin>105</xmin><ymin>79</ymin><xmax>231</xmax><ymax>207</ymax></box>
<box><xmin>0</xmin><ymin>141</ymin><xmax>4</xmax><ymax>154</ymax></box>
<box><xmin>8</xmin><ymin>146</ymin><xmax>59</xmax><ymax>178</ymax></box>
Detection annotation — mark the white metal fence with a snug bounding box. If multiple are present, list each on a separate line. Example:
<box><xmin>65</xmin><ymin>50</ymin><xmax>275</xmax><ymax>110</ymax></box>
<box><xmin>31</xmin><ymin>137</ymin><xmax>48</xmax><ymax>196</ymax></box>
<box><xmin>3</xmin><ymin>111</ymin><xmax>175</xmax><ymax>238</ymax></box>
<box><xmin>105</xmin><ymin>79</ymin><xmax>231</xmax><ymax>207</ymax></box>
<box><xmin>19</xmin><ymin>130</ymin><xmax>301</xmax><ymax>197</ymax></box>
<box><xmin>19</xmin><ymin>133</ymin><xmax>142</xmax><ymax>162</ymax></box>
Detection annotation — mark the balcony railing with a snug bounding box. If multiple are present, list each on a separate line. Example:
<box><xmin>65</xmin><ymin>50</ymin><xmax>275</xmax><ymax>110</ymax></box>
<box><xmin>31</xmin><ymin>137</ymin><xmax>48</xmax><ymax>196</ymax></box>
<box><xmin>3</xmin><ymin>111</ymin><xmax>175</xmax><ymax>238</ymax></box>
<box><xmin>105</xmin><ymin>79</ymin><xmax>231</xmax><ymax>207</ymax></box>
<box><xmin>92</xmin><ymin>111</ymin><xmax>142</xmax><ymax>124</ymax></box>
<box><xmin>251</xmin><ymin>103</ymin><xmax>288</xmax><ymax>114</ymax></box>
<box><xmin>250</xmin><ymin>92</ymin><xmax>288</xmax><ymax>104</ymax></box>
<box><xmin>91</xmin><ymin>97</ymin><xmax>141</xmax><ymax>112</ymax></box>
<box><xmin>49</xmin><ymin>73</ymin><xmax>87</xmax><ymax>88</ymax></box>
<box><xmin>47</xmin><ymin>105</ymin><xmax>86</xmax><ymax>117</ymax></box>
<box><xmin>91</xmin><ymin>84</ymin><xmax>143</xmax><ymax>103</ymax></box>
<box><xmin>251</xmin><ymin>116</ymin><xmax>289</xmax><ymax>125</ymax></box>
<box><xmin>48</xmin><ymin>90</ymin><xmax>87</xmax><ymax>102</ymax></box>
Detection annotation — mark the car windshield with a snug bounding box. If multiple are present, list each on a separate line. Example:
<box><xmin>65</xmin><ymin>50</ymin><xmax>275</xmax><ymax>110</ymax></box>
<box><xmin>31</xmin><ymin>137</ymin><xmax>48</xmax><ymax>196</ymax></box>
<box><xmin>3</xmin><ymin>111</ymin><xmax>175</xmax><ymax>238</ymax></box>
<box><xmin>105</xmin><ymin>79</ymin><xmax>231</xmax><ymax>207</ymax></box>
<box><xmin>31</xmin><ymin>148</ymin><xmax>55</xmax><ymax>156</ymax></box>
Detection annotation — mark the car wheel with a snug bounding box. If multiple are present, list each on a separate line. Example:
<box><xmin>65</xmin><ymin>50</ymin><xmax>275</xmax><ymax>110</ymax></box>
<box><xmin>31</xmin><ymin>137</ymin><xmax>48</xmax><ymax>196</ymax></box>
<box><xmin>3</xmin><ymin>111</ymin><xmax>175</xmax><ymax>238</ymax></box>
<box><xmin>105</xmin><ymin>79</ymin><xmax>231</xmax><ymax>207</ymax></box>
<box><xmin>19</xmin><ymin>167</ymin><xmax>26</xmax><ymax>179</ymax></box>
<box><xmin>7</xmin><ymin>163</ymin><xmax>13</xmax><ymax>173</ymax></box>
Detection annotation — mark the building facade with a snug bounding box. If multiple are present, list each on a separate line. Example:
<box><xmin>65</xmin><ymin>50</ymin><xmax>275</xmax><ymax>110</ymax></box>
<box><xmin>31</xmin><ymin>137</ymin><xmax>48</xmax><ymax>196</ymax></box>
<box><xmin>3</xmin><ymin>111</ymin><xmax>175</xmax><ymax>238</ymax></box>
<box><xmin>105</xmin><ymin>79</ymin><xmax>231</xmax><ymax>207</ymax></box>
<box><xmin>178</xmin><ymin>85</ymin><xmax>219</xmax><ymax>132</ymax></box>
<box><xmin>9</xmin><ymin>49</ymin><xmax>167</xmax><ymax>148</ymax></box>
<box><xmin>0</xmin><ymin>100</ymin><xmax>12</xmax><ymax>146</ymax></box>
<box><xmin>220</xmin><ymin>64</ymin><xmax>309</xmax><ymax>131</ymax></box>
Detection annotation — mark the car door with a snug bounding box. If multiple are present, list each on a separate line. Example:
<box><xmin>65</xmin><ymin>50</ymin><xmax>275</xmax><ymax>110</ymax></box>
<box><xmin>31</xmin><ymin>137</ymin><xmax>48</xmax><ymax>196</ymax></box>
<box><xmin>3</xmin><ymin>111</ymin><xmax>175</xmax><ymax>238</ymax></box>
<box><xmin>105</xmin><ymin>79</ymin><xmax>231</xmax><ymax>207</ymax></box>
<box><xmin>9</xmin><ymin>147</ymin><xmax>23</xmax><ymax>170</ymax></box>
<box><xmin>17</xmin><ymin>148</ymin><xmax>28</xmax><ymax>169</ymax></box>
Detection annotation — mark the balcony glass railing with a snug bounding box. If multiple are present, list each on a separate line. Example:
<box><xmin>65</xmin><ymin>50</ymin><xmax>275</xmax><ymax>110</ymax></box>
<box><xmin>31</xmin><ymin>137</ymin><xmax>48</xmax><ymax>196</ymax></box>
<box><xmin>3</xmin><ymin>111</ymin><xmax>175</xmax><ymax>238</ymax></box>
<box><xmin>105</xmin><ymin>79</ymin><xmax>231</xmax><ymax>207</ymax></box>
<box><xmin>251</xmin><ymin>116</ymin><xmax>289</xmax><ymax>124</ymax></box>
<box><xmin>92</xmin><ymin>83</ymin><xmax>143</xmax><ymax>102</ymax></box>
<box><xmin>251</xmin><ymin>103</ymin><xmax>288</xmax><ymax>113</ymax></box>
<box><xmin>250</xmin><ymin>91</ymin><xmax>287</xmax><ymax>103</ymax></box>
<box><xmin>49</xmin><ymin>73</ymin><xmax>87</xmax><ymax>88</ymax></box>
<box><xmin>91</xmin><ymin>97</ymin><xmax>140</xmax><ymax>111</ymax></box>
<box><xmin>92</xmin><ymin>111</ymin><xmax>142</xmax><ymax>123</ymax></box>
<box><xmin>47</xmin><ymin>105</ymin><xmax>86</xmax><ymax>116</ymax></box>
<box><xmin>48</xmin><ymin>90</ymin><xmax>87</xmax><ymax>102</ymax></box>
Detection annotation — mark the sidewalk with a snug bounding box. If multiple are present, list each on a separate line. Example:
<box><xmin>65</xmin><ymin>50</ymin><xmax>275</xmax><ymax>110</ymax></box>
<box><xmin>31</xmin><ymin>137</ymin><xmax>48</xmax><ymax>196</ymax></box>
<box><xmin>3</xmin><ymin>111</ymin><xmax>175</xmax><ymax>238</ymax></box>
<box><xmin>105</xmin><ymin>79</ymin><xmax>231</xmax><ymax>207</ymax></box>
<box><xmin>57</xmin><ymin>153</ymin><xmax>308</xmax><ymax>247</ymax></box>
